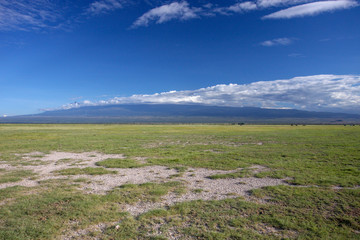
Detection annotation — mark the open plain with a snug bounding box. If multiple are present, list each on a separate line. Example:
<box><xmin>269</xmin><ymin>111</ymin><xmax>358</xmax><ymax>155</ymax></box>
<box><xmin>0</xmin><ymin>124</ymin><xmax>359</xmax><ymax>239</ymax></box>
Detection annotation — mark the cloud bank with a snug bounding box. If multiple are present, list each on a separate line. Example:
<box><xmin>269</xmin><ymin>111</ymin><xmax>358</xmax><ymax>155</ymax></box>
<box><xmin>57</xmin><ymin>75</ymin><xmax>360</xmax><ymax>114</ymax></box>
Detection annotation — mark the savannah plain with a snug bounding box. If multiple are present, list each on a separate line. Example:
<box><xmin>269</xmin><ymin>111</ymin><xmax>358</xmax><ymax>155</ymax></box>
<box><xmin>0</xmin><ymin>124</ymin><xmax>359</xmax><ymax>239</ymax></box>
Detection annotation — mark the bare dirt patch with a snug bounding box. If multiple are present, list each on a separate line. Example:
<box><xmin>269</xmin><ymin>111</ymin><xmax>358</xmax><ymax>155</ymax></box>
<box><xmin>0</xmin><ymin>151</ymin><xmax>125</xmax><ymax>188</ymax></box>
<box><xmin>1</xmin><ymin>152</ymin><xmax>287</xmax><ymax>216</ymax></box>
<box><xmin>61</xmin><ymin>221</ymin><xmax>113</xmax><ymax>240</ymax></box>
<box><xmin>0</xmin><ymin>151</ymin><xmax>294</xmax><ymax>239</ymax></box>
<box><xmin>122</xmin><ymin>168</ymin><xmax>284</xmax><ymax>215</ymax></box>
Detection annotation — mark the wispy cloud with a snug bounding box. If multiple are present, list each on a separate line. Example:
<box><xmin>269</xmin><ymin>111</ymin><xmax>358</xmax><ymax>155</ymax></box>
<box><xmin>131</xmin><ymin>1</ymin><xmax>200</xmax><ymax>28</ymax></box>
<box><xmin>260</xmin><ymin>37</ymin><xmax>294</xmax><ymax>46</ymax></box>
<box><xmin>56</xmin><ymin>75</ymin><xmax>360</xmax><ymax>114</ymax></box>
<box><xmin>132</xmin><ymin>1</ymin><xmax>272</xmax><ymax>27</ymax></box>
<box><xmin>215</xmin><ymin>0</ymin><xmax>310</xmax><ymax>15</ymax></box>
<box><xmin>223</xmin><ymin>1</ymin><xmax>258</xmax><ymax>13</ymax></box>
<box><xmin>0</xmin><ymin>0</ymin><xmax>127</xmax><ymax>31</ymax></box>
<box><xmin>3</xmin><ymin>1</ymin><xmax>358</xmax><ymax>31</ymax></box>
<box><xmin>132</xmin><ymin>0</ymin><xmax>359</xmax><ymax>28</ymax></box>
<box><xmin>0</xmin><ymin>0</ymin><xmax>62</xmax><ymax>31</ymax></box>
<box><xmin>257</xmin><ymin>0</ymin><xmax>312</xmax><ymax>8</ymax></box>
<box><xmin>86</xmin><ymin>0</ymin><xmax>125</xmax><ymax>15</ymax></box>
<box><xmin>263</xmin><ymin>0</ymin><xmax>359</xmax><ymax>19</ymax></box>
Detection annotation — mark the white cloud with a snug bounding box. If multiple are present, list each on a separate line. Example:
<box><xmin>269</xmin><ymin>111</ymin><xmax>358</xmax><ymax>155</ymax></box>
<box><xmin>227</xmin><ymin>1</ymin><xmax>258</xmax><ymax>13</ymax></box>
<box><xmin>257</xmin><ymin>0</ymin><xmax>312</xmax><ymax>8</ymax></box>
<box><xmin>213</xmin><ymin>0</ymin><xmax>310</xmax><ymax>16</ymax></box>
<box><xmin>58</xmin><ymin>75</ymin><xmax>360</xmax><ymax>113</ymax></box>
<box><xmin>86</xmin><ymin>0</ymin><xmax>124</xmax><ymax>15</ymax></box>
<box><xmin>263</xmin><ymin>0</ymin><xmax>359</xmax><ymax>19</ymax></box>
<box><xmin>260</xmin><ymin>37</ymin><xmax>294</xmax><ymax>46</ymax></box>
<box><xmin>2</xmin><ymin>0</ymin><xmax>358</xmax><ymax>31</ymax></box>
<box><xmin>132</xmin><ymin>0</ymin><xmax>299</xmax><ymax>27</ymax></box>
<box><xmin>131</xmin><ymin>0</ymin><xmax>359</xmax><ymax>27</ymax></box>
<box><xmin>0</xmin><ymin>0</ymin><xmax>61</xmax><ymax>31</ymax></box>
<box><xmin>131</xmin><ymin>1</ymin><xmax>200</xmax><ymax>28</ymax></box>
<box><xmin>213</xmin><ymin>1</ymin><xmax>259</xmax><ymax>15</ymax></box>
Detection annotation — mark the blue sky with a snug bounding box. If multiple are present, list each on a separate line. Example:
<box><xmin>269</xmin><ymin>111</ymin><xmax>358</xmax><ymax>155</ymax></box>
<box><xmin>1</xmin><ymin>0</ymin><xmax>360</xmax><ymax>116</ymax></box>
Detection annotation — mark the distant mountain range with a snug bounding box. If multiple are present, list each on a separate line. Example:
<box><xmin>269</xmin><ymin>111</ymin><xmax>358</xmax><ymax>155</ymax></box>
<box><xmin>1</xmin><ymin>104</ymin><xmax>360</xmax><ymax>124</ymax></box>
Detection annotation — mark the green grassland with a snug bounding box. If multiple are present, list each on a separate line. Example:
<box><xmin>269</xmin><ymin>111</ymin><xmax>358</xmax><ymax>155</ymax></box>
<box><xmin>0</xmin><ymin>124</ymin><xmax>359</xmax><ymax>239</ymax></box>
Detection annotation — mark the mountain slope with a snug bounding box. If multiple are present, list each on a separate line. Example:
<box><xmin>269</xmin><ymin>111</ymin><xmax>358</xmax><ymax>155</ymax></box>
<box><xmin>1</xmin><ymin>104</ymin><xmax>359</xmax><ymax>124</ymax></box>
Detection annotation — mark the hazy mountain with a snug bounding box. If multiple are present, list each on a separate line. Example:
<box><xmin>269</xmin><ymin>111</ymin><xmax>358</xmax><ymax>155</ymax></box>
<box><xmin>1</xmin><ymin>104</ymin><xmax>359</xmax><ymax>124</ymax></box>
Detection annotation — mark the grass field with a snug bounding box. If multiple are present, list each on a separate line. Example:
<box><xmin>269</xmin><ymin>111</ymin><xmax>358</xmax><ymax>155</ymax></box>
<box><xmin>0</xmin><ymin>124</ymin><xmax>359</xmax><ymax>239</ymax></box>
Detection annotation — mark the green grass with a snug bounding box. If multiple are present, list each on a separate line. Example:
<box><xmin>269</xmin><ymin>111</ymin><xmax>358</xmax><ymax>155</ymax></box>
<box><xmin>54</xmin><ymin>167</ymin><xmax>117</xmax><ymax>175</ymax></box>
<box><xmin>0</xmin><ymin>181</ymin><xmax>186</xmax><ymax>239</ymax></box>
<box><xmin>0</xmin><ymin>153</ymin><xmax>46</xmax><ymax>166</ymax></box>
<box><xmin>101</xmin><ymin>187</ymin><xmax>360</xmax><ymax>239</ymax></box>
<box><xmin>0</xmin><ymin>186</ymin><xmax>125</xmax><ymax>239</ymax></box>
<box><xmin>208</xmin><ymin>168</ymin><xmax>254</xmax><ymax>179</ymax></box>
<box><xmin>0</xmin><ymin>124</ymin><xmax>360</xmax><ymax>239</ymax></box>
<box><xmin>172</xmin><ymin>166</ymin><xmax>188</xmax><ymax>173</ymax></box>
<box><xmin>192</xmin><ymin>188</ymin><xmax>204</xmax><ymax>193</ymax></box>
<box><xmin>1</xmin><ymin>124</ymin><xmax>359</xmax><ymax>186</ymax></box>
<box><xmin>0</xmin><ymin>186</ymin><xmax>31</xmax><ymax>202</ymax></box>
<box><xmin>108</xmin><ymin>181</ymin><xmax>186</xmax><ymax>203</ymax></box>
<box><xmin>55</xmin><ymin>158</ymin><xmax>82</xmax><ymax>165</ymax></box>
<box><xmin>0</xmin><ymin>170</ymin><xmax>35</xmax><ymax>183</ymax></box>
<box><xmin>250</xmin><ymin>186</ymin><xmax>360</xmax><ymax>238</ymax></box>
